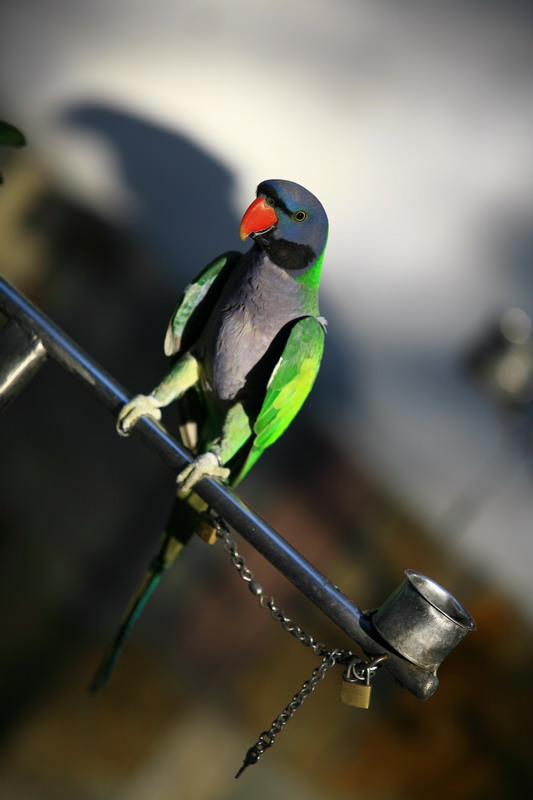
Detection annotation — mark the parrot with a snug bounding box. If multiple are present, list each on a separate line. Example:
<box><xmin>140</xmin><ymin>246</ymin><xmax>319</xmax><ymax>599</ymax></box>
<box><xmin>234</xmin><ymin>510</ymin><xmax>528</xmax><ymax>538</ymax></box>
<box><xmin>89</xmin><ymin>179</ymin><xmax>329</xmax><ymax>691</ymax></box>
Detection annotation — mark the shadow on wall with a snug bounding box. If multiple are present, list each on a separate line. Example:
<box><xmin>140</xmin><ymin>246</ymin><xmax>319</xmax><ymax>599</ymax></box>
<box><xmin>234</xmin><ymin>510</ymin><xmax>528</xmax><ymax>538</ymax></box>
<box><xmin>0</xmin><ymin>102</ymin><xmax>244</xmax><ymax>744</ymax></box>
<box><xmin>63</xmin><ymin>100</ymin><xmax>356</xmax><ymax>435</ymax></box>
<box><xmin>62</xmin><ymin>101</ymin><xmax>359</xmax><ymax>441</ymax></box>
<box><xmin>0</xmin><ymin>100</ymin><xmax>356</xmax><ymax>756</ymax></box>
<box><xmin>63</xmin><ymin>102</ymin><xmax>241</xmax><ymax>280</ymax></box>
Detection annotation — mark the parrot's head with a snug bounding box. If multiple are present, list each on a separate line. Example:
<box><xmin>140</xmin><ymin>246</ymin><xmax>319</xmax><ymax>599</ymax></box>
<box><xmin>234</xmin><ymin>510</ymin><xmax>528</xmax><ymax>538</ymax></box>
<box><xmin>239</xmin><ymin>179</ymin><xmax>328</xmax><ymax>274</ymax></box>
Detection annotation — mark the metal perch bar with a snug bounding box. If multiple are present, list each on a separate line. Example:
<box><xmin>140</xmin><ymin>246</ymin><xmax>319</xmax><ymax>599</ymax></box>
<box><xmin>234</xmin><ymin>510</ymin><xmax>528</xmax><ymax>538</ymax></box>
<box><xmin>0</xmin><ymin>276</ymin><xmax>473</xmax><ymax>700</ymax></box>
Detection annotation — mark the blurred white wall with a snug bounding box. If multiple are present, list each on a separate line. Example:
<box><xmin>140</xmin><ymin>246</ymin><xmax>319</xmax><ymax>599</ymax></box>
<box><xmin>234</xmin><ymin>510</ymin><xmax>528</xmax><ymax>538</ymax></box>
<box><xmin>2</xmin><ymin>0</ymin><xmax>533</xmax><ymax>613</ymax></box>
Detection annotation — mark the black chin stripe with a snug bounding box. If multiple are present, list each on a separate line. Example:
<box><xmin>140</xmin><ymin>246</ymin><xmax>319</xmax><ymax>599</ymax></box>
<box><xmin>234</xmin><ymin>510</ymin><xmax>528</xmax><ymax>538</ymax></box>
<box><xmin>261</xmin><ymin>236</ymin><xmax>316</xmax><ymax>270</ymax></box>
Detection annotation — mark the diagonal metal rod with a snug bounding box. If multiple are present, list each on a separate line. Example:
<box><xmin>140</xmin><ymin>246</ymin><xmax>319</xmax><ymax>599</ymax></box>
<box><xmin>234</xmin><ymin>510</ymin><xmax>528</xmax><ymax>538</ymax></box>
<box><xmin>0</xmin><ymin>276</ymin><xmax>438</xmax><ymax>699</ymax></box>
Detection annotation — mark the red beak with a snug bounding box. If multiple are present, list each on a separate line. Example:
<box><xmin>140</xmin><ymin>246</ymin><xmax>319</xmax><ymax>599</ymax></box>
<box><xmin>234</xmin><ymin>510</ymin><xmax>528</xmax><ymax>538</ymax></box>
<box><xmin>239</xmin><ymin>196</ymin><xmax>278</xmax><ymax>241</ymax></box>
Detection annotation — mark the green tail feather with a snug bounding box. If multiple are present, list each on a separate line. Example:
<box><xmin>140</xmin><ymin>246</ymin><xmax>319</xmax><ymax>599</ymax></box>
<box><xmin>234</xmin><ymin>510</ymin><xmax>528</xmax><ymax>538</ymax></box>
<box><xmin>89</xmin><ymin>498</ymin><xmax>202</xmax><ymax>693</ymax></box>
<box><xmin>89</xmin><ymin>566</ymin><xmax>166</xmax><ymax>693</ymax></box>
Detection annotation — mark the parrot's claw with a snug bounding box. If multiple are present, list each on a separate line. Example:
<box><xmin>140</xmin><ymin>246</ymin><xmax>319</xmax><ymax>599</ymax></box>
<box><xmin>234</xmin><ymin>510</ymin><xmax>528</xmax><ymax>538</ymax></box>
<box><xmin>176</xmin><ymin>451</ymin><xmax>230</xmax><ymax>494</ymax></box>
<box><xmin>117</xmin><ymin>394</ymin><xmax>162</xmax><ymax>436</ymax></box>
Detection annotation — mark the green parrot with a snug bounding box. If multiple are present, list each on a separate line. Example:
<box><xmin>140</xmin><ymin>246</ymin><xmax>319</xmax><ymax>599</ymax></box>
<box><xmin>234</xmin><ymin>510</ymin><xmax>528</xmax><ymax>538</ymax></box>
<box><xmin>90</xmin><ymin>179</ymin><xmax>329</xmax><ymax>691</ymax></box>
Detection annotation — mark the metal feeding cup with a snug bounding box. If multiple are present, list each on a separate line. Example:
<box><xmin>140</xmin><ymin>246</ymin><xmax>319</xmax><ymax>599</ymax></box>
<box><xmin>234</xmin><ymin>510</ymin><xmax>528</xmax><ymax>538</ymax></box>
<box><xmin>371</xmin><ymin>570</ymin><xmax>477</xmax><ymax>671</ymax></box>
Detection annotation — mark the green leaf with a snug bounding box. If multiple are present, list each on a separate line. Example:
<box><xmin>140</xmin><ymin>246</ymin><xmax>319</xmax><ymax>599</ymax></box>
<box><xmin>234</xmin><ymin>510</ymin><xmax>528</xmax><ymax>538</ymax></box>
<box><xmin>0</xmin><ymin>121</ymin><xmax>26</xmax><ymax>148</ymax></box>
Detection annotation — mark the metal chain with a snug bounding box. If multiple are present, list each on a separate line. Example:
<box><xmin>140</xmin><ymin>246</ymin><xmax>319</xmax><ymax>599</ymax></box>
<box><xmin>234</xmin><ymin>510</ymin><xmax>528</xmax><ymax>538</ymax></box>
<box><xmin>210</xmin><ymin>512</ymin><xmax>364</xmax><ymax>777</ymax></box>
<box><xmin>235</xmin><ymin>649</ymin><xmax>343</xmax><ymax>778</ymax></box>
<box><xmin>213</xmin><ymin>513</ymin><xmax>338</xmax><ymax>658</ymax></box>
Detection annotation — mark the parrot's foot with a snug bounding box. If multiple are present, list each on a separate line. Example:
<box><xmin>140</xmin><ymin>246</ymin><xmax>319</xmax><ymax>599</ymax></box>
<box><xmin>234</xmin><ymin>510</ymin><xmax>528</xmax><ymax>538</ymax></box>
<box><xmin>117</xmin><ymin>394</ymin><xmax>162</xmax><ymax>436</ymax></box>
<box><xmin>176</xmin><ymin>451</ymin><xmax>230</xmax><ymax>494</ymax></box>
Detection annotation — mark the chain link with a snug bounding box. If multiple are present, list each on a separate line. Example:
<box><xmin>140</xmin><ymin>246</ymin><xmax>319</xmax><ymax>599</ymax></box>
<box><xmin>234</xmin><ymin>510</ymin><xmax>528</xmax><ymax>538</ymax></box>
<box><xmin>209</xmin><ymin>512</ymin><xmax>371</xmax><ymax>777</ymax></box>
<box><xmin>211</xmin><ymin>513</ymin><xmax>388</xmax><ymax>776</ymax></box>
<box><xmin>235</xmin><ymin>649</ymin><xmax>344</xmax><ymax>778</ymax></box>
<box><xmin>214</xmin><ymin>514</ymin><xmax>333</xmax><ymax>658</ymax></box>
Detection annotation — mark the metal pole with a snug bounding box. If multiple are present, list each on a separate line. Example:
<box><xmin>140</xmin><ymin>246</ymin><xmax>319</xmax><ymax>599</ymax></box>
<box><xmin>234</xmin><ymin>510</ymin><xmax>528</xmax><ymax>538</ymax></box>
<box><xmin>0</xmin><ymin>276</ymin><xmax>439</xmax><ymax>699</ymax></box>
<box><xmin>0</xmin><ymin>317</ymin><xmax>47</xmax><ymax>410</ymax></box>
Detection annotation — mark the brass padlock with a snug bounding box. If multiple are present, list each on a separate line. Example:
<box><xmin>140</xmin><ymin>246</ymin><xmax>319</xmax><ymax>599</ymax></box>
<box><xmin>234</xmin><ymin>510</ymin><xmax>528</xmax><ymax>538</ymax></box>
<box><xmin>340</xmin><ymin>662</ymin><xmax>372</xmax><ymax>709</ymax></box>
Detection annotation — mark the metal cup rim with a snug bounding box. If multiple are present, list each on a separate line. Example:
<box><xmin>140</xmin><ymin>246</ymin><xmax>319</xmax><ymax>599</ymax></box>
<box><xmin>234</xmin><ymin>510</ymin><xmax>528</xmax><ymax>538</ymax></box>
<box><xmin>405</xmin><ymin>570</ymin><xmax>477</xmax><ymax>632</ymax></box>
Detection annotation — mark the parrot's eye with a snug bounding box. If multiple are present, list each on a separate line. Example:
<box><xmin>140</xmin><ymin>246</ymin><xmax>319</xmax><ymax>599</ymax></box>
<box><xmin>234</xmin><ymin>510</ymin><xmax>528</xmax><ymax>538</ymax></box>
<box><xmin>293</xmin><ymin>210</ymin><xmax>307</xmax><ymax>222</ymax></box>
<box><xmin>265</xmin><ymin>196</ymin><xmax>275</xmax><ymax>206</ymax></box>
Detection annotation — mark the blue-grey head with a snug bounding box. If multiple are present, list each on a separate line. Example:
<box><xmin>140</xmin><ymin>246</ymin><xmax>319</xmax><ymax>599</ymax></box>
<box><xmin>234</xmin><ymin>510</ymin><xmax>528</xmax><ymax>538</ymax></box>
<box><xmin>240</xmin><ymin>179</ymin><xmax>328</xmax><ymax>273</ymax></box>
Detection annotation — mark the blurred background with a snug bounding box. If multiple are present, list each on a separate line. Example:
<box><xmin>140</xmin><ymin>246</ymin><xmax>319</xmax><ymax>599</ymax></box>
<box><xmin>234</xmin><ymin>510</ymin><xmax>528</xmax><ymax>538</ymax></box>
<box><xmin>1</xmin><ymin>0</ymin><xmax>533</xmax><ymax>797</ymax></box>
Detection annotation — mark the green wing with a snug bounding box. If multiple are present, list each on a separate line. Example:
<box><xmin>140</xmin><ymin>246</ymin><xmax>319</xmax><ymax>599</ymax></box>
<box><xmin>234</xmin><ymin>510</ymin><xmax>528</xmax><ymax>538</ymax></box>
<box><xmin>164</xmin><ymin>251</ymin><xmax>241</xmax><ymax>356</ymax></box>
<box><xmin>232</xmin><ymin>315</ymin><xmax>325</xmax><ymax>485</ymax></box>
